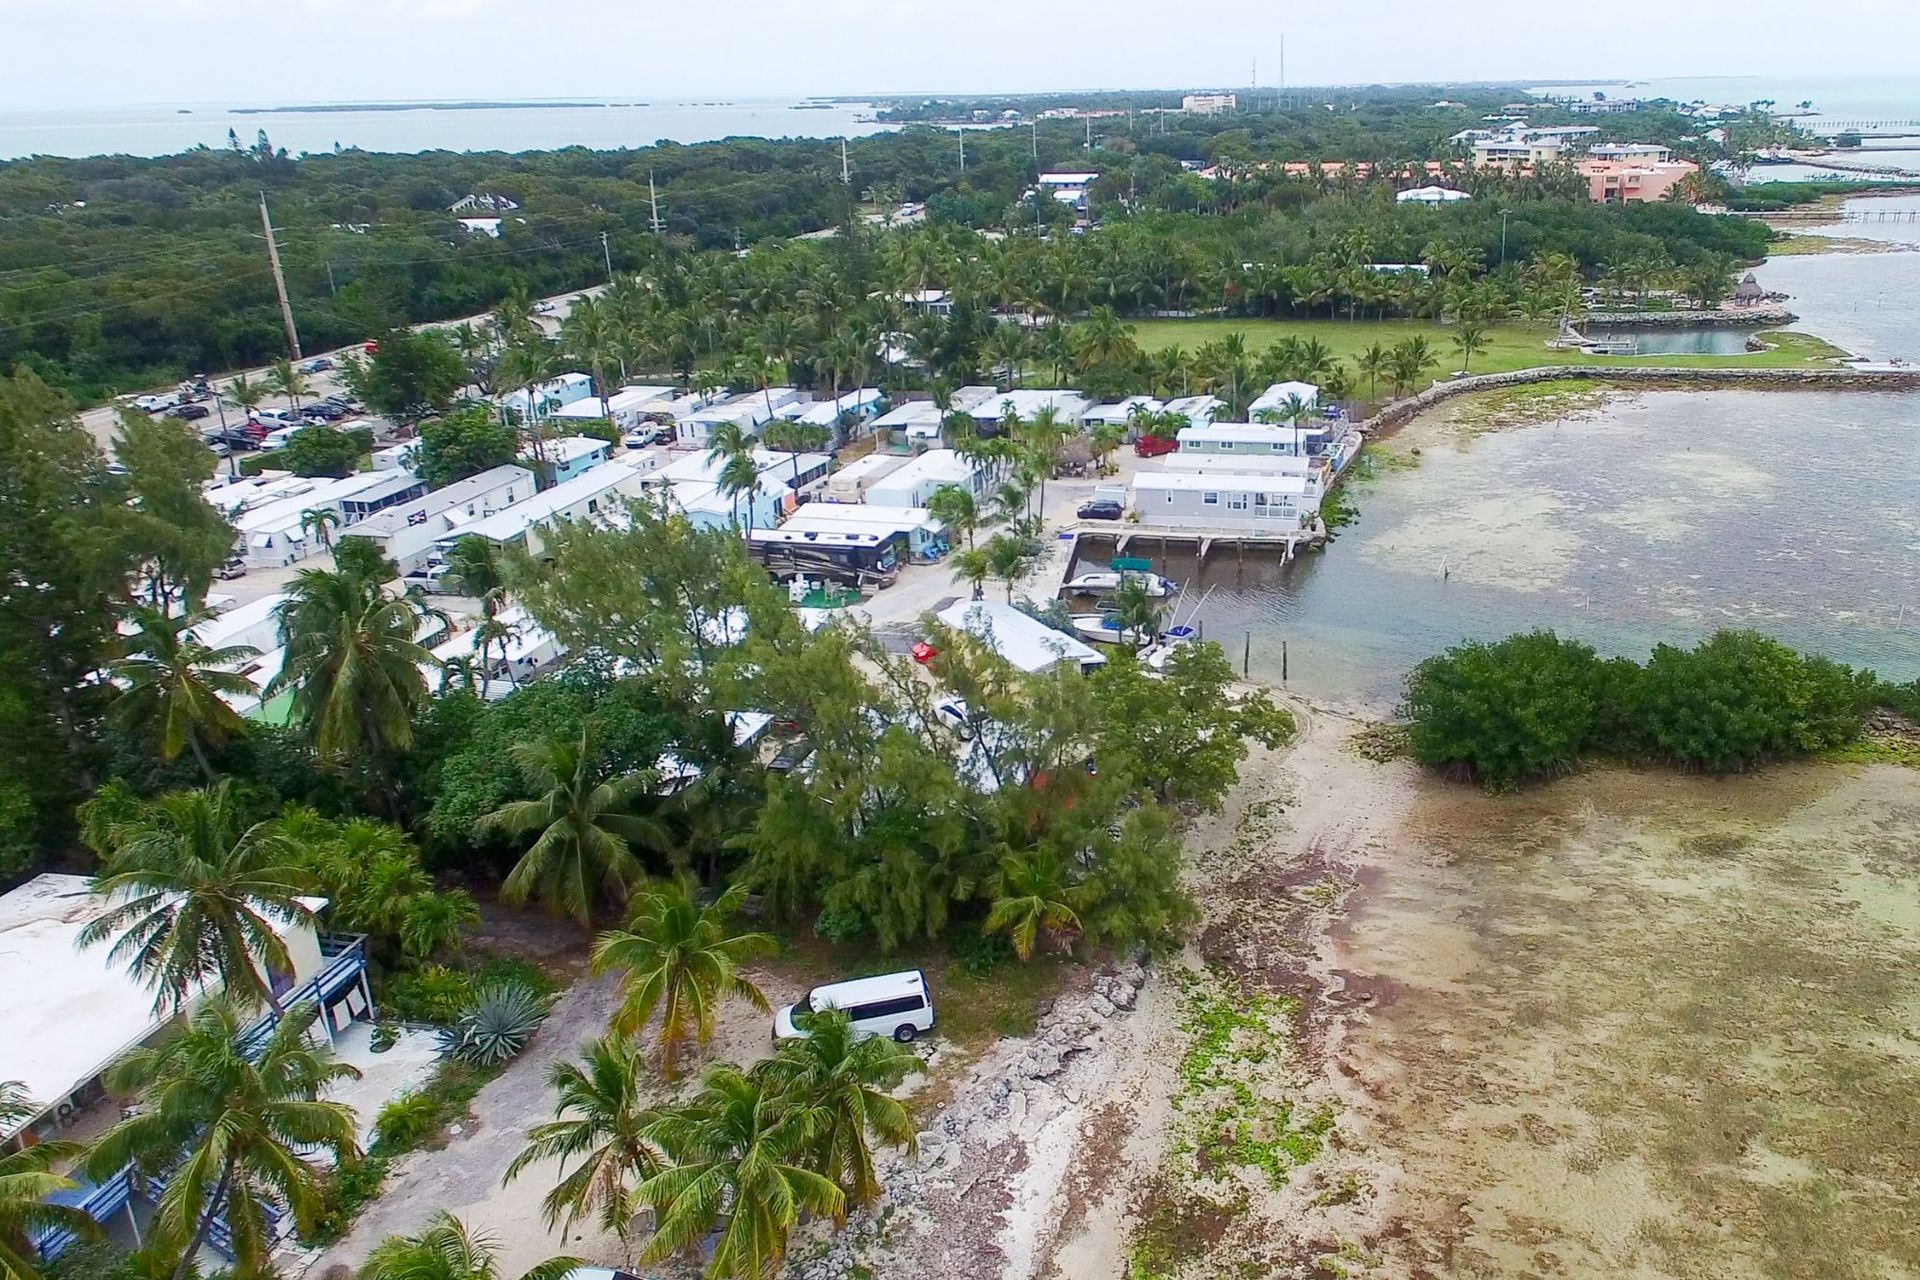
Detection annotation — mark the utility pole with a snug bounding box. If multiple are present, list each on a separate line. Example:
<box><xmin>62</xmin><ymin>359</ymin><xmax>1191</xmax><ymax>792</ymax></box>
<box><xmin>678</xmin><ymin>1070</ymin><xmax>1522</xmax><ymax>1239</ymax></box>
<box><xmin>958</xmin><ymin>130</ymin><xmax>966</xmax><ymax>175</ymax></box>
<box><xmin>840</xmin><ymin>137</ymin><xmax>851</xmax><ymax>185</ymax></box>
<box><xmin>1085</xmin><ymin>115</ymin><xmax>1092</xmax><ymax>151</ymax></box>
<box><xmin>1030</xmin><ymin>121</ymin><xmax>1038</xmax><ymax>160</ymax></box>
<box><xmin>647</xmin><ymin>171</ymin><xmax>664</xmax><ymax>233</ymax></box>
<box><xmin>1500</xmin><ymin>208</ymin><xmax>1513</xmax><ymax>266</ymax></box>
<box><xmin>324</xmin><ymin>261</ymin><xmax>337</xmax><ymax>296</ymax></box>
<box><xmin>601</xmin><ymin>230</ymin><xmax>614</xmax><ymax>280</ymax></box>
<box><xmin>258</xmin><ymin>192</ymin><xmax>301</xmax><ymax>360</ymax></box>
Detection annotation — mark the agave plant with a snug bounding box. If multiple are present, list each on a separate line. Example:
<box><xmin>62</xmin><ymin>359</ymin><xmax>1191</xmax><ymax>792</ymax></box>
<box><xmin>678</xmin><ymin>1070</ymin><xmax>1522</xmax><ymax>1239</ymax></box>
<box><xmin>441</xmin><ymin>981</ymin><xmax>549</xmax><ymax>1066</ymax></box>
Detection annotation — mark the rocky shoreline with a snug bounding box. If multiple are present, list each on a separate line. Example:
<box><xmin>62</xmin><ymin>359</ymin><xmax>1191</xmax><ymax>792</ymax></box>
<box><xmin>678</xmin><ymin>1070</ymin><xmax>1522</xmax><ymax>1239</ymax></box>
<box><xmin>1584</xmin><ymin>305</ymin><xmax>1796</xmax><ymax>327</ymax></box>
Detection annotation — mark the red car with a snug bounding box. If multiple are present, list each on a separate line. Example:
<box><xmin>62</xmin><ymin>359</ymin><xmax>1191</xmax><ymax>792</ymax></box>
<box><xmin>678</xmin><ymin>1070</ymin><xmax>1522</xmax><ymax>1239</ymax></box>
<box><xmin>911</xmin><ymin>641</ymin><xmax>939</xmax><ymax>665</ymax></box>
<box><xmin>1134</xmin><ymin>434</ymin><xmax>1178</xmax><ymax>457</ymax></box>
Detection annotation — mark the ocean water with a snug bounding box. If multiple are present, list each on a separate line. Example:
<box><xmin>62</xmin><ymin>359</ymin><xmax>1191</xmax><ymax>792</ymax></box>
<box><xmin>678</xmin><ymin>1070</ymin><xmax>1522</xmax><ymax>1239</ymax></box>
<box><xmin>1078</xmin><ymin>388</ymin><xmax>1920</xmax><ymax>705</ymax></box>
<box><xmin>0</xmin><ymin>97</ymin><xmax>893</xmax><ymax>160</ymax></box>
<box><xmin>1529</xmin><ymin>74</ymin><xmax>1920</xmax><ymax>128</ymax></box>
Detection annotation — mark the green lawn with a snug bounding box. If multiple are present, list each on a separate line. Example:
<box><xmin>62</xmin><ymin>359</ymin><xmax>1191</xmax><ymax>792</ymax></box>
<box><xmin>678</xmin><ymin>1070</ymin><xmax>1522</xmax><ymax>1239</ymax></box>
<box><xmin>1119</xmin><ymin>317</ymin><xmax>1851</xmax><ymax>375</ymax></box>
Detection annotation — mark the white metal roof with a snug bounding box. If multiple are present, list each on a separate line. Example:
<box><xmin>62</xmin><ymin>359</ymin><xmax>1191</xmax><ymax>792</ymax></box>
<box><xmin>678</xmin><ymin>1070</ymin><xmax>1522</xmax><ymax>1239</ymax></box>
<box><xmin>1164</xmin><ymin>453</ymin><xmax>1314</xmax><ymax>475</ymax></box>
<box><xmin>656</xmin><ymin>448</ymin><xmax>830</xmax><ymax>489</ymax></box>
<box><xmin>349</xmin><ymin>465</ymin><xmax>535</xmax><ymax>536</ymax></box>
<box><xmin>827</xmin><ymin>453</ymin><xmax>908</xmax><ymax>485</ymax></box>
<box><xmin>800</xmin><ymin>388</ymin><xmax>884</xmax><ymax>426</ymax></box>
<box><xmin>0</xmin><ymin>874</ymin><xmax>323</xmax><ymax>1139</ymax></box>
<box><xmin>1163</xmin><ymin>395</ymin><xmax>1226</xmax><ymax>424</ymax></box>
<box><xmin>1133</xmin><ymin>470</ymin><xmax>1309</xmax><ymax>495</ymax></box>
<box><xmin>934</xmin><ymin>600</ymin><xmax>1105</xmax><ymax>674</ymax></box>
<box><xmin>870</xmin><ymin>401</ymin><xmax>944</xmax><ymax>429</ymax></box>
<box><xmin>965</xmin><ymin>389</ymin><xmax>1092</xmax><ymax>422</ymax></box>
<box><xmin>1247</xmin><ymin>382</ymin><xmax>1321</xmax><ymax>415</ymax></box>
<box><xmin>1178</xmin><ymin>422</ymin><xmax>1325</xmax><ymax>444</ymax></box>
<box><xmin>1083</xmin><ymin>395</ymin><xmax>1163</xmax><ymax>425</ymax></box>
<box><xmin>536</xmin><ymin>435</ymin><xmax>611</xmax><ymax>466</ymax></box>
<box><xmin>787</xmin><ymin>501</ymin><xmax>940</xmax><ymax>534</ymax></box>
<box><xmin>459</xmin><ymin>460</ymin><xmax>648</xmax><ymax>541</ymax></box>
<box><xmin>865</xmin><ymin>449</ymin><xmax>975</xmax><ymax>496</ymax></box>
<box><xmin>1037</xmin><ymin>172</ymin><xmax>1098</xmax><ymax>184</ymax></box>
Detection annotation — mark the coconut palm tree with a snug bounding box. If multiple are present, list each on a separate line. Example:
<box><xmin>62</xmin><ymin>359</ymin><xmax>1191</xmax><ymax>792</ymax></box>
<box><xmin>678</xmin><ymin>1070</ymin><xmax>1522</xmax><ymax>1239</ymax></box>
<box><xmin>266</xmin><ymin>358</ymin><xmax>310</xmax><ymax>414</ymax></box>
<box><xmin>479</xmin><ymin>722</ymin><xmax>665</xmax><ymax>928</ymax></box>
<box><xmin>299</xmin><ymin>507</ymin><xmax>341</xmax><ymax>554</ymax></box>
<box><xmin>270</xmin><ymin>567</ymin><xmax>439</xmax><ymax>760</ymax></box>
<box><xmin>633</xmin><ymin>1067</ymin><xmax>843</xmax><ymax>1279</ymax></box>
<box><xmin>471</xmin><ymin>614</ymin><xmax>524</xmax><ymax>689</ymax></box>
<box><xmin>361</xmin><ymin>1212</ymin><xmax>582</xmax><ymax>1280</ymax></box>
<box><xmin>1451</xmin><ymin>322</ymin><xmax>1489</xmax><ymax>374</ymax></box>
<box><xmin>950</xmin><ymin>546</ymin><xmax>991</xmax><ymax>601</ymax></box>
<box><xmin>504</xmin><ymin>1037</ymin><xmax>668</xmax><ymax>1247</ymax></box>
<box><xmin>703</xmin><ymin>420</ymin><xmax>754</xmax><ymax>472</ymax></box>
<box><xmin>1355</xmin><ymin>342</ymin><xmax>1390</xmax><ymax>399</ymax></box>
<box><xmin>225</xmin><ymin>372</ymin><xmax>265</xmax><ymax>424</ymax></box>
<box><xmin>983</xmin><ymin>531</ymin><xmax>1041</xmax><ymax>603</ymax></box>
<box><xmin>111</xmin><ymin>606</ymin><xmax>260</xmax><ymax>782</ymax></box>
<box><xmin>80</xmin><ymin>780</ymin><xmax>313</xmax><ymax>1015</ymax></box>
<box><xmin>0</xmin><ymin>1082</ymin><xmax>99</xmax><ymax>1280</ymax></box>
<box><xmin>925</xmin><ymin>484</ymin><xmax>980</xmax><ymax>550</ymax></box>
<box><xmin>751</xmin><ymin>1010</ymin><xmax>920</xmax><ymax>1208</ymax></box>
<box><xmin>984</xmin><ymin>849</ymin><xmax>1081</xmax><ymax>960</ymax></box>
<box><xmin>1106</xmin><ymin>577</ymin><xmax>1164</xmax><ymax>651</ymax></box>
<box><xmin>591</xmin><ymin>876</ymin><xmax>773</xmax><ymax>1077</ymax></box>
<box><xmin>716</xmin><ymin>451</ymin><xmax>761</xmax><ymax>530</ymax></box>
<box><xmin>439</xmin><ymin>654</ymin><xmax>483</xmax><ymax>696</ymax></box>
<box><xmin>83</xmin><ymin>999</ymin><xmax>359</xmax><ymax>1280</ymax></box>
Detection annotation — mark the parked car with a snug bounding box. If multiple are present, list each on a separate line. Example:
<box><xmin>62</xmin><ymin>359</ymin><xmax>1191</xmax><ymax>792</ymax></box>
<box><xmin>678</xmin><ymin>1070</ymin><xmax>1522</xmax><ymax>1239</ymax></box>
<box><xmin>168</xmin><ymin>403</ymin><xmax>210</xmax><ymax>421</ymax></box>
<box><xmin>1077</xmin><ymin>498</ymin><xmax>1125</xmax><ymax>521</ymax></box>
<box><xmin>1133</xmin><ymin>434</ymin><xmax>1178</xmax><ymax>457</ymax></box>
<box><xmin>298</xmin><ymin>356</ymin><xmax>334</xmax><ymax>374</ymax></box>
<box><xmin>300</xmin><ymin>402</ymin><xmax>347</xmax><ymax>422</ymax></box>
<box><xmin>533</xmin><ymin>300</ymin><xmax>558</xmax><ymax>315</ymax></box>
<box><xmin>910</xmin><ymin>641</ymin><xmax>938</xmax><ymax>665</ymax></box>
<box><xmin>132</xmin><ymin>393</ymin><xmax>178</xmax><ymax>413</ymax></box>
<box><xmin>249</xmin><ymin>407</ymin><xmax>303</xmax><ymax>431</ymax></box>
<box><xmin>206</xmin><ymin>440</ymin><xmax>230</xmax><ymax>458</ymax></box>
<box><xmin>932</xmin><ymin>697</ymin><xmax>974</xmax><ymax>740</ymax></box>
<box><xmin>323</xmin><ymin>393</ymin><xmax>364</xmax><ymax>412</ymax></box>
<box><xmin>214</xmin><ymin>558</ymin><xmax>247</xmax><ymax>580</ymax></box>
<box><xmin>773</xmin><ymin>970</ymin><xmax>935</xmax><ymax>1044</ymax></box>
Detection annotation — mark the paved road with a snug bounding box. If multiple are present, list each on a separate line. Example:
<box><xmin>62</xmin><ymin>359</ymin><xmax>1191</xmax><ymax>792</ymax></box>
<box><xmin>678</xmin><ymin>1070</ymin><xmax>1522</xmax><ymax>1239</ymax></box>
<box><xmin>86</xmin><ymin>284</ymin><xmax>606</xmax><ymax>458</ymax></box>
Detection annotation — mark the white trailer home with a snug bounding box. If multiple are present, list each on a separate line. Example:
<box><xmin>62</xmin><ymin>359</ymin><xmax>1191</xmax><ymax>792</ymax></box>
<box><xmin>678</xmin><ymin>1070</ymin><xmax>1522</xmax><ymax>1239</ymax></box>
<box><xmin>1131</xmin><ymin>471</ymin><xmax>1318</xmax><ymax>534</ymax></box>
<box><xmin>338</xmin><ymin>464</ymin><xmax>534</xmax><ymax>575</ymax></box>
<box><xmin>448</xmin><ymin>459</ymin><xmax>654</xmax><ymax>559</ymax></box>
<box><xmin>822</xmin><ymin>452</ymin><xmax>910</xmax><ymax>503</ymax></box>
<box><xmin>863</xmin><ymin>449</ymin><xmax>986</xmax><ymax>508</ymax></box>
<box><xmin>549</xmin><ymin>385</ymin><xmax>676</xmax><ymax>432</ymax></box>
<box><xmin>1176</xmin><ymin>421</ymin><xmax>1329</xmax><ymax>458</ymax></box>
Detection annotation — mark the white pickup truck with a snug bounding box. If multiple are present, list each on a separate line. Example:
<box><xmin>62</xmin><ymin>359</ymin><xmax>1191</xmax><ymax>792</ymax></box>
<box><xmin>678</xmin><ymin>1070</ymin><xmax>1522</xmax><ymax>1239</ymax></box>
<box><xmin>132</xmin><ymin>392</ymin><xmax>179</xmax><ymax>413</ymax></box>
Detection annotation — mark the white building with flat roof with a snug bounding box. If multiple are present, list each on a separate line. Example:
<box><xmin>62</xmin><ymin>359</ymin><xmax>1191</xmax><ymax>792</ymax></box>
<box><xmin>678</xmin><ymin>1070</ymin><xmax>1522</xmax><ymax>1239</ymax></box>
<box><xmin>677</xmin><ymin>389</ymin><xmax>806</xmax><ymax>447</ymax></box>
<box><xmin>525</xmin><ymin>434</ymin><xmax>612</xmax><ymax>483</ymax></box>
<box><xmin>934</xmin><ymin>600</ymin><xmax>1105</xmax><ymax>674</ymax></box>
<box><xmin>1132</xmin><ymin>470</ymin><xmax>1316</xmax><ymax>533</ymax></box>
<box><xmin>450</xmin><ymin>459</ymin><xmax>655</xmax><ymax>558</ymax></box>
<box><xmin>1163</xmin><ymin>394</ymin><xmax>1226</xmax><ymax>426</ymax></box>
<box><xmin>549</xmin><ymin>386</ymin><xmax>676</xmax><ymax>432</ymax></box>
<box><xmin>1248</xmin><ymin>382</ymin><xmax>1321</xmax><ymax>418</ymax></box>
<box><xmin>1182</xmin><ymin>93</ymin><xmax>1237</xmax><ymax>114</ymax></box>
<box><xmin>1082</xmin><ymin>396</ymin><xmax>1163</xmax><ymax>427</ymax></box>
<box><xmin>965</xmin><ymin>389</ymin><xmax>1093</xmax><ymax>426</ymax></box>
<box><xmin>499</xmin><ymin>372</ymin><xmax>594</xmax><ymax>423</ymax></box>
<box><xmin>338</xmin><ymin>464</ymin><xmax>535</xmax><ymax>574</ymax></box>
<box><xmin>863</xmin><ymin>448</ymin><xmax>986</xmax><ymax>507</ymax></box>
<box><xmin>0</xmin><ymin>874</ymin><xmax>359</xmax><ymax>1146</ymax></box>
<box><xmin>229</xmin><ymin>471</ymin><xmax>423</xmax><ymax>568</ymax></box>
<box><xmin>1178</xmin><ymin>421</ymin><xmax>1329</xmax><ymax>458</ymax></box>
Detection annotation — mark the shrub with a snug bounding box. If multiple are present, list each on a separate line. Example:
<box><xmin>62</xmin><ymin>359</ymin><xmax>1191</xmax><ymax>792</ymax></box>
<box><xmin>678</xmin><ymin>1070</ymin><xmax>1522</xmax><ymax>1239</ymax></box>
<box><xmin>372</xmin><ymin>1091</ymin><xmax>440</xmax><ymax>1150</ymax></box>
<box><xmin>1636</xmin><ymin>631</ymin><xmax>1874</xmax><ymax>771</ymax></box>
<box><xmin>381</xmin><ymin>964</ymin><xmax>473</xmax><ymax>1024</ymax></box>
<box><xmin>440</xmin><ymin>980</ymin><xmax>548</xmax><ymax>1065</ymax></box>
<box><xmin>1401</xmin><ymin>631</ymin><xmax>1603</xmax><ymax>788</ymax></box>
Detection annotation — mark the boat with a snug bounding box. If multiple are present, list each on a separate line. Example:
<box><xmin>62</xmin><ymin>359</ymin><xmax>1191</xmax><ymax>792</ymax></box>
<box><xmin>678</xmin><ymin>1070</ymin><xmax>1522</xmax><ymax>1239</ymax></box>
<box><xmin>1063</xmin><ymin>571</ymin><xmax>1178</xmax><ymax>598</ymax></box>
<box><xmin>1071</xmin><ymin>614</ymin><xmax>1151</xmax><ymax>645</ymax></box>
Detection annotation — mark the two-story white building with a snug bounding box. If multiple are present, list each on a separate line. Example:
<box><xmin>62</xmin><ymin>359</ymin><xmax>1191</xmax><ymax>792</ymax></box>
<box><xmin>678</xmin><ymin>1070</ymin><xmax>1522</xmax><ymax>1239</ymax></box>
<box><xmin>1131</xmin><ymin>471</ymin><xmax>1318</xmax><ymax>534</ymax></box>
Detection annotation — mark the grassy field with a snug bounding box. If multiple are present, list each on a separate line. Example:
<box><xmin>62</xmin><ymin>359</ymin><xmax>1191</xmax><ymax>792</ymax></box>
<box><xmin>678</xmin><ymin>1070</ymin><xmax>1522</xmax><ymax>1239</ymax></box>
<box><xmin>1120</xmin><ymin>317</ymin><xmax>1851</xmax><ymax>375</ymax></box>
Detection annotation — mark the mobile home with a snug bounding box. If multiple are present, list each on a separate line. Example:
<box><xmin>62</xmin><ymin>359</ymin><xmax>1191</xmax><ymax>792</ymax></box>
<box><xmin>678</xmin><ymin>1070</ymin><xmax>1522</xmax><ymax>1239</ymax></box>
<box><xmin>863</xmin><ymin>449</ymin><xmax>985</xmax><ymax>508</ymax></box>
<box><xmin>822</xmin><ymin>452</ymin><xmax>909</xmax><ymax>503</ymax></box>
<box><xmin>448</xmin><ymin>459</ymin><xmax>653</xmax><ymax>559</ymax></box>
<box><xmin>337</xmin><ymin>464</ymin><xmax>534</xmax><ymax>575</ymax></box>
<box><xmin>1130</xmin><ymin>471</ymin><xmax>1317</xmax><ymax>534</ymax></box>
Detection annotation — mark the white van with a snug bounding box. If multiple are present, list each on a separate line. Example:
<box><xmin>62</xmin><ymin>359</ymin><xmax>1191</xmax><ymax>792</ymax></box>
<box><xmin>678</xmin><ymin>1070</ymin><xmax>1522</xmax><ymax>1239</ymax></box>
<box><xmin>259</xmin><ymin>424</ymin><xmax>309</xmax><ymax>450</ymax></box>
<box><xmin>774</xmin><ymin>970</ymin><xmax>934</xmax><ymax>1043</ymax></box>
<box><xmin>251</xmin><ymin>407</ymin><xmax>303</xmax><ymax>431</ymax></box>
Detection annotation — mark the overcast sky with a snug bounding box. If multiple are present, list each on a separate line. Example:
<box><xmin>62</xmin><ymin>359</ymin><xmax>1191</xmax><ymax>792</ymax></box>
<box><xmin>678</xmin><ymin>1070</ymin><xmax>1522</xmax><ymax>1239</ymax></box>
<box><xmin>5</xmin><ymin>0</ymin><xmax>1920</xmax><ymax>110</ymax></box>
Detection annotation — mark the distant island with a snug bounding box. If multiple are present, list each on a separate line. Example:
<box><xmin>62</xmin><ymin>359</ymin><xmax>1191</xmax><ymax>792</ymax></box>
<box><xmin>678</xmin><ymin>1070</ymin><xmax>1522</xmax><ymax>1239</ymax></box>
<box><xmin>233</xmin><ymin>101</ymin><xmax>632</xmax><ymax>115</ymax></box>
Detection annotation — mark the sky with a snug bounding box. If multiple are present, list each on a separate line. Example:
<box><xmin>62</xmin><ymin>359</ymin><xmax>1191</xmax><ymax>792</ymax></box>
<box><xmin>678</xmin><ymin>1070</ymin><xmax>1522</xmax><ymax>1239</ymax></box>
<box><xmin>5</xmin><ymin>0</ymin><xmax>1920</xmax><ymax>109</ymax></box>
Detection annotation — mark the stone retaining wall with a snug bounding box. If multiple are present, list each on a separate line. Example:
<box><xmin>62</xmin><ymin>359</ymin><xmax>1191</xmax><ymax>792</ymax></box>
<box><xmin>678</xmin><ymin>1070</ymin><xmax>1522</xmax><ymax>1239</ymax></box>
<box><xmin>1584</xmin><ymin>307</ymin><xmax>1795</xmax><ymax>328</ymax></box>
<box><xmin>1359</xmin><ymin>365</ymin><xmax>1920</xmax><ymax>434</ymax></box>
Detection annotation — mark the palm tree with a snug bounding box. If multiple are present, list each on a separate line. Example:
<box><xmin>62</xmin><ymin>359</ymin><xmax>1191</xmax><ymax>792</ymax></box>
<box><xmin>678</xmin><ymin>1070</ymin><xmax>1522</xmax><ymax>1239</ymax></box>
<box><xmin>984</xmin><ymin>850</ymin><xmax>1082</xmax><ymax>960</ymax></box>
<box><xmin>1106</xmin><ymin>577</ymin><xmax>1164</xmax><ymax>650</ymax></box>
<box><xmin>363</xmin><ymin>1212</ymin><xmax>581</xmax><ymax>1280</ymax></box>
<box><xmin>471</xmin><ymin>614</ymin><xmax>524</xmax><ymax>689</ymax></box>
<box><xmin>80</xmin><ymin>780</ymin><xmax>313</xmax><ymax>1015</ymax></box>
<box><xmin>480</xmin><ymin>723</ymin><xmax>664</xmax><ymax>928</ymax></box>
<box><xmin>925</xmin><ymin>484</ymin><xmax>980</xmax><ymax>550</ymax></box>
<box><xmin>299</xmin><ymin>507</ymin><xmax>341</xmax><ymax>555</ymax></box>
<box><xmin>1356</xmin><ymin>342</ymin><xmax>1389</xmax><ymax>398</ymax></box>
<box><xmin>111</xmin><ymin>606</ymin><xmax>260</xmax><ymax>782</ymax></box>
<box><xmin>225</xmin><ymin>372</ymin><xmax>265</xmax><ymax>425</ymax></box>
<box><xmin>716</xmin><ymin>451</ymin><xmax>761</xmax><ymax>531</ymax></box>
<box><xmin>1</xmin><ymin>1082</ymin><xmax>99</xmax><ymax>1280</ymax></box>
<box><xmin>83</xmin><ymin>999</ymin><xmax>359</xmax><ymax>1280</ymax></box>
<box><xmin>439</xmin><ymin>653</ymin><xmax>483</xmax><ymax>696</ymax></box>
<box><xmin>950</xmin><ymin>546</ymin><xmax>991</xmax><ymax>601</ymax></box>
<box><xmin>444</xmin><ymin>535</ymin><xmax>505</xmax><ymax>601</ymax></box>
<box><xmin>1451</xmin><ymin>322</ymin><xmax>1489</xmax><ymax>374</ymax></box>
<box><xmin>704</xmin><ymin>420</ymin><xmax>754</xmax><ymax>472</ymax></box>
<box><xmin>266</xmin><ymin>358</ymin><xmax>310</xmax><ymax>414</ymax></box>
<box><xmin>504</xmin><ymin>1037</ymin><xmax>668</xmax><ymax>1248</ymax></box>
<box><xmin>752</xmin><ymin>1010</ymin><xmax>919</xmax><ymax>1208</ymax></box>
<box><xmin>983</xmin><ymin>532</ymin><xmax>1040</xmax><ymax>603</ymax></box>
<box><xmin>361</xmin><ymin>1212</ymin><xmax>581</xmax><ymax>1280</ymax></box>
<box><xmin>633</xmin><ymin>1067</ymin><xmax>843</xmax><ymax>1279</ymax></box>
<box><xmin>270</xmin><ymin>567</ymin><xmax>439</xmax><ymax>760</ymax></box>
<box><xmin>591</xmin><ymin>876</ymin><xmax>773</xmax><ymax>1077</ymax></box>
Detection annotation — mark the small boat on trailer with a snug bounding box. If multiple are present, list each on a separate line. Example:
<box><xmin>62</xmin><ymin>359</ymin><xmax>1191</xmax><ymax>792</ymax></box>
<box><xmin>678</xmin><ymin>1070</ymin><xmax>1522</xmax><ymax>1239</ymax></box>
<box><xmin>1070</xmin><ymin>614</ymin><xmax>1151</xmax><ymax>645</ymax></box>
